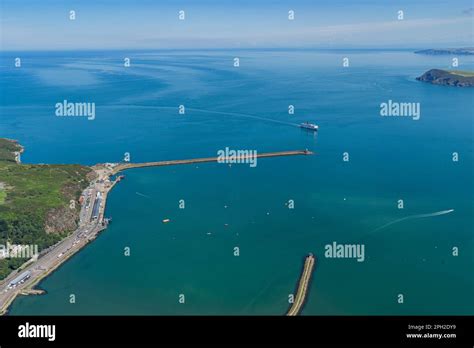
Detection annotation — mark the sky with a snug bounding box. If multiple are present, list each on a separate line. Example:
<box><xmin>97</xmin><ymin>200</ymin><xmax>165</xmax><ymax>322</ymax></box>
<box><xmin>0</xmin><ymin>0</ymin><xmax>473</xmax><ymax>50</ymax></box>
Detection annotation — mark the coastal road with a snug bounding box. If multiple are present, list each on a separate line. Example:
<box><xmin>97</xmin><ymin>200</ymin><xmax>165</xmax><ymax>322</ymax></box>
<box><xmin>0</xmin><ymin>218</ymin><xmax>103</xmax><ymax>314</ymax></box>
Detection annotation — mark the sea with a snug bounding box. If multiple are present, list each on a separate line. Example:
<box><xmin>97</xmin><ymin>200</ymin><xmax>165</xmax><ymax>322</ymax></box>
<box><xmin>0</xmin><ymin>49</ymin><xmax>473</xmax><ymax>315</ymax></box>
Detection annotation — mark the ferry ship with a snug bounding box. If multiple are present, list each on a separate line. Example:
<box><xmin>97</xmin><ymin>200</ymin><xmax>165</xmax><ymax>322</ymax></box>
<box><xmin>299</xmin><ymin>122</ymin><xmax>319</xmax><ymax>131</ymax></box>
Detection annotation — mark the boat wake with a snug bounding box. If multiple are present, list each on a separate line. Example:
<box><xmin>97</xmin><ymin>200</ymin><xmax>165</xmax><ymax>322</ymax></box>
<box><xmin>135</xmin><ymin>192</ymin><xmax>150</xmax><ymax>198</ymax></box>
<box><xmin>187</xmin><ymin>107</ymin><xmax>299</xmax><ymax>127</ymax></box>
<box><xmin>107</xmin><ymin>104</ymin><xmax>299</xmax><ymax>127</ymax></box>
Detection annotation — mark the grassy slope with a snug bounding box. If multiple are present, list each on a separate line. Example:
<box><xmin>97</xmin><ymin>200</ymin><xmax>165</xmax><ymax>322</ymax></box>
<box><xmin>0</xmin><ymin>139</ymin><xmax>92</xmax><ymax>279</ymax></box>
<box><xmin>0</xmin><ymin>190</ymin><xmax>6</xmax><ymax>205</ymax></box>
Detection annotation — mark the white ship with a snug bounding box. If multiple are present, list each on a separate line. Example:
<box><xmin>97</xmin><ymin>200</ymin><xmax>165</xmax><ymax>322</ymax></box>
<box><xmin>299</xmin><ymin>122</ymin><xmax>319</xmax><ymax>131</ymax></box>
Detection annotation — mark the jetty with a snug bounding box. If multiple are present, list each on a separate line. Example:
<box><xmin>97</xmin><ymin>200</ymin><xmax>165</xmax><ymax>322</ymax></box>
<box><xmin>19</xmin><ymin>289</ymin><xmax>45</xmax><ymax>296</ymax></box>
<box><xmin>286</xmin><ymin>253</ymin><xmax>316</xmax><ymax>316</ymax></box>
<box><xmin>111</xmin><ymin>150</ymin><xmax>313</xmax><ymax>175</ymax></box>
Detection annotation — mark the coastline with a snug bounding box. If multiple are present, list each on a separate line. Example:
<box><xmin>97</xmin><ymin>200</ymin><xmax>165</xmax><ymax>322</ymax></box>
<box><xmin>0</xmin><ymin>165</ymin><xmax>117</xmax><ymax>316</ymax></box>
<box><xmin>0</xmin><ymin>224</ymin><xmax>104</xmax><ymax>315</ymax></box>
<box><xmin>0</xmin><ymin>173</ymin><xmax>116</xmax><ymax>315</ymax></box>
<box><xmin>416</xmin><ymin>69</ymin><xmax>474</xmax><ymax>87</ymax></box>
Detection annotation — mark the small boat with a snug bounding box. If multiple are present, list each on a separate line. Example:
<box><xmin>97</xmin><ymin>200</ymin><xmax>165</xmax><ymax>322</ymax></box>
<box><xmin>162</xmin><ymin>219</ymin><xmax>170</xmax><ymax>223</ymax></box>
<box><xmin>299</xmin><ymin>122</ymin><xmax>319</xmax><ymax>131</ymax></box>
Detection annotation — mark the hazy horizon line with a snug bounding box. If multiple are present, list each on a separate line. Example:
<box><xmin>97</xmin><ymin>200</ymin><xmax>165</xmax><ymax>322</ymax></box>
<box><xmin>1</xmin><ymin>46</ymin><xmax>471</xmax><ymax>53</ymax></box>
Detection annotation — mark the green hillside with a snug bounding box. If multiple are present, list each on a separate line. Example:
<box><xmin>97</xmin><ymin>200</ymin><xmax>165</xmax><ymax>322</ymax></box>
<box><xmin>0</xmin><ymin>138</ymin><xmax>92</xmax><ymax>279</ymax></box>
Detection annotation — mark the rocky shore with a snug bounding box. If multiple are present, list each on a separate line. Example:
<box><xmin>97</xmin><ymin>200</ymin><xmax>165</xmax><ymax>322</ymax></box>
<box><xmin>416</xmin><ymin>69</ymin><xmax>474</xmax><ymax>87</ymax></box>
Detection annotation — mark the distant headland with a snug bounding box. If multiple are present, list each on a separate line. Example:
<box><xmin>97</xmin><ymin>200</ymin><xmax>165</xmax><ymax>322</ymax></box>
<box><xmin>416</xmin><ymin>69</ymin><xmax>474</xmax><ymax>87</ymax></box>
<box><xmin>414</xmin><ymin>48</ymin><xmax>474</xmax><ymax>55</ymax></box>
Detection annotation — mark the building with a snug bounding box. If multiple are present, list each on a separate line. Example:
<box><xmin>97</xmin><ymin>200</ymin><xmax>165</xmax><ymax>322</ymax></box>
<box><xmin>91</xmin><ymin>192</ymin><xmax>102</xmax><ymax>220</ymax></box>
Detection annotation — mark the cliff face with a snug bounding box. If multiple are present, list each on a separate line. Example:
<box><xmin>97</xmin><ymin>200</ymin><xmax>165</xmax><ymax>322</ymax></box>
<box><xmin>416</xmin><ymin>69</ymin><xmax>474</xmax><ymax>87</ymax></box>
<box><xmin>0</xmin><ymin>139</ymin><xmax>23</xmax><ymax>163</ymax></box>
<box><xmin>45</xmin><ymin>206</ymin><xmax>79</xmax><ymax>234</ymax></box>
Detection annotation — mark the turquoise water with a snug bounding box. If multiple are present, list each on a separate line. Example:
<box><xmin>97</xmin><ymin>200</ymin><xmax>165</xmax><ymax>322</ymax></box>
<box><xmin>1</xmin><ymin>49</ymin><xmax>473</xmax><ymax>315</ymax></box>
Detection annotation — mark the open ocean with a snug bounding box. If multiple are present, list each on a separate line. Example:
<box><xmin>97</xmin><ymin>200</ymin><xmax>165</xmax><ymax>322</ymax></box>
<box><xmin>0</xmin><ymin>49</ymin><xmax>473</xmax><ymax>315</ymax></box>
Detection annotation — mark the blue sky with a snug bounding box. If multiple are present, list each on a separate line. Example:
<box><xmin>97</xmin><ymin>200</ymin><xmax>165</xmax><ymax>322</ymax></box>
<box><xmin>1</xmin><ymin>0</ymin><xmax>472</xmax><ymax>50</ymax></box>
